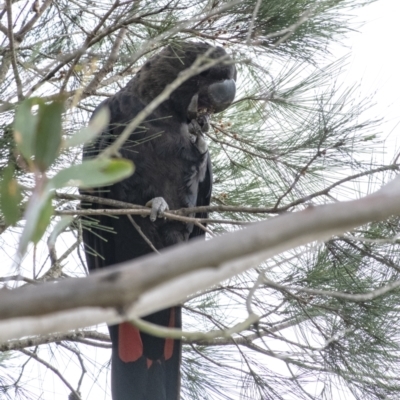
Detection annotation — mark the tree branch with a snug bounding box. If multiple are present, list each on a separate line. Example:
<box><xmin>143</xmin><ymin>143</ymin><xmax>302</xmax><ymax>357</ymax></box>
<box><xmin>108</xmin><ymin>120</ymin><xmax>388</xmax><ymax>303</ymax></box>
<box><xmin>2</xmin><ymin>177</ymin><xmax>400</xmax><ymax>341</ymax></box>
<box><xmin>55</xmin><ymin>163</ymin><xmax>399</xmax><ymax>219</ymax></box>
<box><xmin>5</xmin><ymin>0</ymin><xmax>23</xmax><ymax>100</ymax></box>
<box><xmin>83</xmin><ymin>26</ymin><xmax>127</xmax><ymax>95</ymax></box>
<box><xmin>20</xmin><ymin>348</ymin><xmax>82</xmax><ymax>400</ymax></box>
<box><xmin>0</xmin><ymin>330</ymin><xmax>110</xmax><ymax>351</ymax></box>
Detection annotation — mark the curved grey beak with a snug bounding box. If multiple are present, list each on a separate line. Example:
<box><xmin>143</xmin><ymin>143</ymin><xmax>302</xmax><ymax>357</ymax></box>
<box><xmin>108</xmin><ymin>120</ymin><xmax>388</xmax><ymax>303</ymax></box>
<box><xmin>207</xmin><ymin>78</ymin><xmax>236</xmax><ymax>113</ymax></box>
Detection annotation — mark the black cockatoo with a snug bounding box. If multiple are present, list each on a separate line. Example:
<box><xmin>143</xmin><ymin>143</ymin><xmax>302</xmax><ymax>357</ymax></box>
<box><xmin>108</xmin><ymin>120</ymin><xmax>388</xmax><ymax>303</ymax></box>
<box><xmin>81</xmin><ymin>41</ymin><xmax>236</xmax><ymax>400</ymax></box>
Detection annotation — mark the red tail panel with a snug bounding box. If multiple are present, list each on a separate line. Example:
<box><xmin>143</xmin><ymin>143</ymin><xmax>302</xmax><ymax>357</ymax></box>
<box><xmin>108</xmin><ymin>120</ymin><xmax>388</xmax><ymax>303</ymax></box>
<box><xmin>164</xmin><ymin>308</ymin><xmax>175</xmax><ymax>360</ymax></box>
<box><xmin>118</xmin><ymin>322</ymin><xmax>143</xmax><ymax>362</ymax></box>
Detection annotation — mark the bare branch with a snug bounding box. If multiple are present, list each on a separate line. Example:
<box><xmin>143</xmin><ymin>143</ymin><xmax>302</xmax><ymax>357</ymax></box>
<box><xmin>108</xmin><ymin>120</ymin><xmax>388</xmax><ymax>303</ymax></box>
<box><xmin>83</xmin><ymin>27</ymin><xmax>127</xmax><ymax>95</ymax></box>
<box><xmin>127</xmin><ymin>214</ymin><xmax>159</xmax><ymax>254</ymax></box>
<box><xmin>16</xmin><ymin>0</ymin><xmax>52</xmax><ymax>39</ymax></box>
<box><xmin>2</xmin><ymin>177</ymin><xmax>400</xmax><ymax>341</ymax></box>
<box><xmin>55</xmin><ymin>163</ymin><xmax>399</xmax><ymax>222</ymax></box>
<box><xmin>5</xmin><ymin>0</ymin><xmax>23</xmax><ymax>100</ymax></box>
<box><xmin>246</xmin><ymin>0</ymin><xmax>262</xmax><ymax>44</ymax></box>
<box><xmin>59</xmin><ymin>0</ymin><xmax>122</xmax><ymax>93</ymax></box>
<box><xmin>0</xmin><ymin>330</ymin><xmax>110</xmax><ymax>351</ymax></box>
<box><xmin>129</xmin><ymin>312</ymin><xmax>259</xmax><ymax>341</ymax></box>
<box><xmin>263</xmin><ymin>276</ymin><xmax>400</xmax><ymax>303</ymax></box>
<box><xmin>20</xmin><ymin>349</ymin><xmax>82</xmax><ymax>400</ymax></box>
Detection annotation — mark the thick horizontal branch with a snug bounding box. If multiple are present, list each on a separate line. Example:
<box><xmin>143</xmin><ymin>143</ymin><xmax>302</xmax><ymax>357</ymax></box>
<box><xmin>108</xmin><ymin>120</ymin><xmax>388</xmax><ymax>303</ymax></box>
<box><xmin>2</xmin><ymin>177</ymin><xmax>400</xmax><ymax>341</ymax></box>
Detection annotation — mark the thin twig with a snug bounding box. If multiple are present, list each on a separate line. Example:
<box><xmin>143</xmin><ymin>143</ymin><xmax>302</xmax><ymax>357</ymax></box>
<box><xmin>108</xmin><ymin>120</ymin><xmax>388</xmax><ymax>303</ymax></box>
<box><xmin>0</xmin><ymin>275</ymin><xmax>37</xmax><ymax>284</ymax></box>
<box><xmin>6</xmin><ymin>0</ymin><xmax>23</xmax><ymax>100</ymax></box>
<box><xmin>16</xmin><ymin>0</ymin><xmax>53</xmax><ymax>38</ymax></box>
<box><xmin>20</xmin><ymin>349</ymin><xmax>82</xmax><ymax>400</ymax></box>
<box><xmin>55</xmin><ymin>164</ymin><xmax>399</xmax><ymax>219</ymax></box>
<box><xmin>0</xmin><ymin>330</ymin><xmax>110</xmax><ymax>351</ymax></box>
<box><xmin>246</xmin><ymin>0</ymin><xmax>262</xmax><ymax>44</ymax></box>
<box><xmin>58</xmin><ymin>342</ymin><xmax>86</xmax><ymax>392</ymax></box>
<box><xmin>129</xmin><ymin>312</ymin><xmax>259</xmax><ymax>341</ymax></box>
<box><xmin>127</xmin><ymin>214</ymin><xmax>159</xmax><ymax>254</ymax></box>
<box><xmin>57</xmin><ymin>208</ymin><xmax>235</xmax><ymax>229</ymax></box>
<box><xmin>60</xmin><ymin>0</ymin><xmax>122</xmax><ymax>93</ymax></box>
<box><xmin>84</xmin><ymin>26</ymin><xmax>127</xmax><ymax>95</ymax></box>
<box><xmin>263</xmin><ymin>276</ymin><xmax>400</xmax><ymax>303</ymax></box>
<box><xmin>270</xmin><ymin>7</ymin><xmax>316</xmax><ymax>48</ymax></box>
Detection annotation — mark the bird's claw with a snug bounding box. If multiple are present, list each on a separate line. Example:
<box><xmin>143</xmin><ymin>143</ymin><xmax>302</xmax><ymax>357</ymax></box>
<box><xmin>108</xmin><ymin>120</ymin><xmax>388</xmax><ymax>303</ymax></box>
<box><xmin>145</xmin><ymin>197</ymin><xmax>169</xmax><ymax>222</ymax></box>
<box><xmin>188</xmin><ymin>119</ymin><xmax>202</xmax><ymax>140</ymax></box>
<box><xmin>188</xmin><ymin>119</ymin><xmax>208</xmax><ymax>154</ymax></box>
<box><xmin>187</xmin><ymin>93</ymin><xmax>210</xmax><ymax>154</ymax></box>
<box><xmin>187</xmin><ymin>93</ymin><xmax>210</xmax><ymax>134</ymax></box>
<box><xmin>188</xmin><ymin>114</ymin><xmax>210</xmax><ymax>135</ymax></box>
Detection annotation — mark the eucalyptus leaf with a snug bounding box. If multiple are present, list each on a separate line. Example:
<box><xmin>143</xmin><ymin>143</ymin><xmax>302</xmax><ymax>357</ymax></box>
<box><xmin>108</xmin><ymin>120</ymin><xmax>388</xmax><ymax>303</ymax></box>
<box><xmin>50</xmin><ymin>158</ymin><xmax>134</xmax><ymax>189</ymax></box>
<box><xmin>34</xmin><ymin>99</ymin><xmax>64</xmax><ymax>172</ymax></box>
<box><xmin>0</xmin><ymin>164</ymin><xmax>22</xmax><ymax>225</ymax></box>
<box><xmin>13</xmin><ymin>98</ymin><xmax>38</xmax><ymax>162</ymax></box>
<box><xmin>31</xmin><ymin>196</ymin><xmax>54</xmax><ymax>244</ymax></box>
<box><xmin>18</xmin><ymin>191</ymin><xmax>53</xmax><ymax>256</ymax></box>
<box><xmin>47</xmin><ymin>216</ymin><xmax>74</xmax><ymax>248</ymax></box>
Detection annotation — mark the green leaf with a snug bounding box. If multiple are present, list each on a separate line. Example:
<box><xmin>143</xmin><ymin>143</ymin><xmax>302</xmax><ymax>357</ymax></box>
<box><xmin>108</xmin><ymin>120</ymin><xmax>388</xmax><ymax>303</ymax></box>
<box><xmin>31</xmin><ymin>196</ymin><xmax>54</xmax><ymax>244</ymax></box>
<box><xmin>0</xmin><ymin>164</ymin><xmax>22</xmax><ymax>225</ymax></box>
<box><xmin>18</xmin><ymin>191</ymin><xmax>54</xmax><ymax>256</ymax></box>
<box><xmin>50</xmin><ymin>158</ymin><xmax>134</xmax><ymax>189</ymax></box>
<box><xmin>47</xmin><ymin>216</ymin><xmax>74</xmax><ymax>248</ymax></box>
<box><xmin>13</xmin><ymin>98</ymin><xmax>38</xmax><ymax>162</ymax></box>
<box><xmin>64</xmin><ymin>106</ymin><xmax>110</xmax><ymax>149</ymax></box>
<box><xmin>34</xmin><ymin>99</ymin><xmax>64</xmax><ymax>172</ymax></box>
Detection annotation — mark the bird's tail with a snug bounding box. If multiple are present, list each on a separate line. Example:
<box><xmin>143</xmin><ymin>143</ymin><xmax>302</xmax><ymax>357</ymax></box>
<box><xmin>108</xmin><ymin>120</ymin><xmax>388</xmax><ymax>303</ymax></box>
<box><xmin>108</xmin><ymin>307</ymin><xmax>181</xmax><ymax>400</ymax></box>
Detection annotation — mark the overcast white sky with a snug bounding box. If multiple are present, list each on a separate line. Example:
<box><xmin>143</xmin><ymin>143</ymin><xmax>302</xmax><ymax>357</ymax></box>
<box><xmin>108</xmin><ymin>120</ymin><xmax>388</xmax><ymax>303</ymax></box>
<box><xmin>4</xmin><ymin>1</ymin><xmax>400</xmax><ymax>399</ymax></box>
<box><xmin>342</xmin><ymin>0</ymin><xmax>400</xmax><ymax>155</ymax></box>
